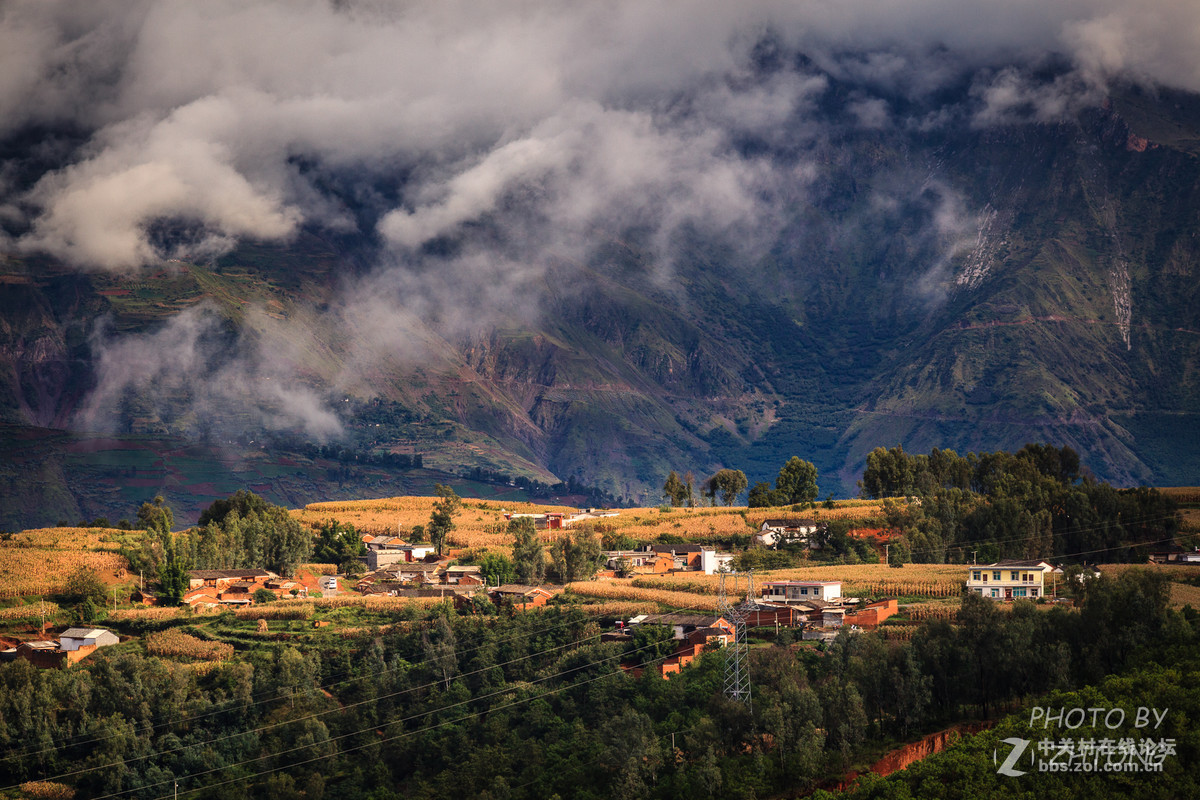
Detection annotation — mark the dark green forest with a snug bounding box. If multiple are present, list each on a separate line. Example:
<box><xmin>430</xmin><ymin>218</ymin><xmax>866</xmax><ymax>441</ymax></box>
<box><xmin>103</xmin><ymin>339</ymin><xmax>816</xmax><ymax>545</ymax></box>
<box><xmin>858</xmin><ymin>444</ymin><xmax>1184</xmax><ymax>563</ymax></box>
<box><xmin>0</xmin><ymin>570</ymin><xmax>1196</xmax><ymax>799</ymax></box>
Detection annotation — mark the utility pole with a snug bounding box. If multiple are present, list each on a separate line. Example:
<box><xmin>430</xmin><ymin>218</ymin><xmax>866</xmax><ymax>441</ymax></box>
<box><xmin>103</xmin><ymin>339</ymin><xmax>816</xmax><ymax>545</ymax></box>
<box><xmin>885</xmin><ymin>544</ymin><xmax>890</xmax><ymax>564</ymax></box>
<box><xmin>971</xmin><ymin>550</ymin><xmax>978</xmax><ymax>565</ymax></box>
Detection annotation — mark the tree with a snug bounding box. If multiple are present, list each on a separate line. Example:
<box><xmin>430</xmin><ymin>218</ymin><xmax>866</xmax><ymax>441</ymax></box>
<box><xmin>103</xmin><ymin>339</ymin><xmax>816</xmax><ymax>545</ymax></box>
<box><xmin>776</xmin><ymin>457</ymin><xmax>819</xmax><ymax>506</ymax></box>
<box><xmin>313</xmin><ymin>520</ymin><xmax>365</xmax><ymax>567</ymax></box>
<box><xmin>509</xmin><ymin>517</ymin><xmax>545</xmax><ymax>584</ymax></box>
<box><xmin>62</xmin><ymin>567</ymin><xmax>107</xmax><ymax>607</ymax></box>
<box><xmin>662</xmin><ymin>471</ymin><xmax>688</xmax><ymax>507</ymax></box>
<box><xmin>704</xmin><ymin>469</ymin><xmax>748</xmax><ymax>506</ymax></box>
<box><xmin>476</xmin><ymin>552</ymin><xmax>516</xmax><ymax>587</ymax></box>
<box><xmin>137</xmin><ymin>495</ymin><xmax>174</xmax><ymax>532</ymax></box>
<box><xmin>158</xmin><ymin>542</ymin><xmax>190</xmax><ymax>605</ymax></box>
<box><xmin>549</xmin><ymin>528</ymin><xmax>604</xmax><ymax>583</ymax></box>
<box><xmin>189</xmin><ymin>491</ymin><xmax>312</xmax><ymax>576</ymax></box>
<box><xmin>748</xmin><ymin>482</ymin><xmax>779</xmax><ymax>508</ymax></box>
<box><xmin>254</xmin><ymin>588</ymin><xmax>277</xmax><ymax>604</ymax></box>
<box><xmin>197</xmin><ymin>490</ymin><xmax>269</xmax><ymax>527</ymax></box>
<box><xmin>427</xmin><ymin>484</ymin><xmax>461</xmax><ymax>556</ymax></box>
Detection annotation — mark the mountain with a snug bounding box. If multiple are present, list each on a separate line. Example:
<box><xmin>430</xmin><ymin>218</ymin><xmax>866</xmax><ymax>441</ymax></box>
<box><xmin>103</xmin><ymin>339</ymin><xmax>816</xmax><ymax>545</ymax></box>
<box><xmin>3</xmin><ymin>15</ymin><xmax>1200</xmax><ymax>530</ymax></box>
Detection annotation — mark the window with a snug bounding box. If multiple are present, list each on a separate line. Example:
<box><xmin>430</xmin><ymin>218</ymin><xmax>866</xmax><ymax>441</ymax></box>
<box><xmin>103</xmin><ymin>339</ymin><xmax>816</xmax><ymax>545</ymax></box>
<box><xmin>1011</xmin><ymin>571</ymin><xmax>1020</xmax><ymax>581</ymax></box>
<box><xmin>1013</xmin><ymin>588</ymin><xmax>1026</xmax><ymax>598</ymax></box>
<box><xmin>1030</xmin><ymin>588</ymin><xmax>1038</xmax><ymax>597</ymax></box>
<box><xmin>993</xmin><ymin>571</ymin><xmax>1001</xmax><ymax>581</ymax></box>
<box><xmin>991</xmin><ymin>588</ymin><xmax>1000</xmax><ymax>597</ymax></box>
<box><xmin>972</xmin><ymin>571</ymin><xmax>981</xmax><ymax>581</ymax></box>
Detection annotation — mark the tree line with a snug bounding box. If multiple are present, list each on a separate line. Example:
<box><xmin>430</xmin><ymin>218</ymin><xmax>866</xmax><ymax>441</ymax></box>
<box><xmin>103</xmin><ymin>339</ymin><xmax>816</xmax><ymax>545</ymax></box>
<box><xmin>863</xmin><ymin>443</ymin><xmax>1183</xmax><ymax>563</ymax></box>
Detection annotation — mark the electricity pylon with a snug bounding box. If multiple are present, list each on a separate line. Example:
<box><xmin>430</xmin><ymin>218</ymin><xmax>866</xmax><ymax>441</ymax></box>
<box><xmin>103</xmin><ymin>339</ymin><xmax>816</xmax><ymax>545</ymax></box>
<box><xmin>717</xmin><ymin>569</ymin><xmax>754</xmax><ymax>708</ymax></box>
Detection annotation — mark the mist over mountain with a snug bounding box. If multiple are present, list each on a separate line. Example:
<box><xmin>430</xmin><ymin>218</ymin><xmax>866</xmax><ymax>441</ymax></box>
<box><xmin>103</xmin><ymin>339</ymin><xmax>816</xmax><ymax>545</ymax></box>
<box><xmin>2</xmin><ymin>0</ymin><xmax>1199</xmax><ymax>526</ymax></box>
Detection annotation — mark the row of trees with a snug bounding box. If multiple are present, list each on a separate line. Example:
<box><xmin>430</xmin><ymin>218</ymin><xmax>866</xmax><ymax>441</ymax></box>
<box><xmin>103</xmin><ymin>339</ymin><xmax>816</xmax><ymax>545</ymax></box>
<box><xmin>865</xmin><ymin>444</ymin><xmax>1182</xmax><ymax>563</ymax></box>
<box><xmin>663</xmin><ymin>456</ymin><xmax>821</xmax><ymax>508</ymax></box>
<box><xmin>462</xmin><ymin>517</ymin><xmax>604</xmax><ymax>586</ymax></box>
<box><xmin>121</xmin><ymin>492</ymin><xmax>313</xmax><ymax>604</ymax></box>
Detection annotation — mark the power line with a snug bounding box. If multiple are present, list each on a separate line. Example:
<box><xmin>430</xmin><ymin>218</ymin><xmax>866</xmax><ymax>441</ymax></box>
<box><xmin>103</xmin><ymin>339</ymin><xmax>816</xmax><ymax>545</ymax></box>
<box><xmin>5</xmin><ymin>601</ymin><xmax>715</xmax><ymax>793</ymax></box>
<box><xmin>83</xmin><ymin>622</ymin><xmax>706</xmax><ymax>800</ymax></box>
<box><xmin>0</xmin><ymin>602</ymin><xmax>606</xmax><ymax>765</ymax></box>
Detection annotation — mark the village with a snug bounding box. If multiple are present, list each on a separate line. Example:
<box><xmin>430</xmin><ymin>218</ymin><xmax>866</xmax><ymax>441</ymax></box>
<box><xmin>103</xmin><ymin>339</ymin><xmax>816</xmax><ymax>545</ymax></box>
<box><xmin>0</xmin><ymin>506</ymin><xmax>1105</xmax><ymax>678</ymax></box>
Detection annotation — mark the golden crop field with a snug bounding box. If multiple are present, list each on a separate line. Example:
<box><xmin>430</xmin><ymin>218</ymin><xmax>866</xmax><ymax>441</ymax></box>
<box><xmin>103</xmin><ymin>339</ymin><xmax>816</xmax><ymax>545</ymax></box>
<box><xmin>146</xmin><ymin>629</ymin><xmax>234</xmax><ymax>661</ymax></box>
<box><xmin>1098</xmin><ymin>563</ymin><xmax>1200</xmax><ymax>578</ymax></box>
<box><xmin>1169</xmin><ymin>582</ymin><xmax>1200</xmax><ymax>609</ymax></box>
<box><xmin>108</xmin><ymin>607</ymin><xmax>185</xmax><ymax>622</ymax></box>
<box><xmin>311</xmin><ymin>594</ymin><xmax>449</xmax><ymax>611</ymax></box>
<box><xmin>565</xmin><ymin>580</ymin><xmax>719</xmax><ymax>611</ymax></box>
<box><xmin>1158</xmin><ymin>487</ymin><xmax>1200</xmax><ymax>505</ymax></box>
<box><xmin>293</xmin><ymin>497</ymin><xmax>577</xmax><ymax>549</ymax></box>
<box><xmin>572</xmin><ymin>600</ymin><xmax>659</xmax><ymax>618</ymax></box>
<box><xmin>4</xmin><ymin>527</ymin><xmax>127</xmax><ymax>551</ymax></box>
<box><xmin>287</xmin><ymin>496</ymin><xmax>895</xmax><ymax>554</ymax></box>
<box><xmin>629</xmin><ymin>563</ymin><xmax>966</xmax><ymax>598</ymax></box>
<box><xmin>0</xmin><ymin>550</ymin><xmax>128</xmax><ymax>599</ymax></box>
<box><xmin>0</xmin><ymin>601</ymin><xmax>60</xmax><ymax>621</ymax></box>
<box><xmin>235</xmin><ymin>603</ymin><xmax>315</xmax><ymax>620</ymax></box>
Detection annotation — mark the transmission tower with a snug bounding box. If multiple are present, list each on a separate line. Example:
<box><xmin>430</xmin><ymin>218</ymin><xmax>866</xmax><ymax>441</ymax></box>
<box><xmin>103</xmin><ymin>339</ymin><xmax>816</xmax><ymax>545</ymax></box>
<box><xmin>717</xmin><ymin>570</ymin><xmax>754</xmax><ymax>708</ymax></box>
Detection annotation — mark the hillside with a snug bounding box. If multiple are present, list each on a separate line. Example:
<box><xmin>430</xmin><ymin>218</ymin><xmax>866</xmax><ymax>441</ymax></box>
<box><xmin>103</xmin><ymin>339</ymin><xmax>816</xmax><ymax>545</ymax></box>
<box><xmin>3</xmin><ymin>32</ymin><xmax>1200</xmax><ymax>528</ymax></box>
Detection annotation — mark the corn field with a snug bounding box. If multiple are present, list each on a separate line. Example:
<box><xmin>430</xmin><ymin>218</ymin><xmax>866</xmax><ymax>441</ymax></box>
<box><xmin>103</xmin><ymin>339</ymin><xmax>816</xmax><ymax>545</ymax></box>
<box><xmin>0</xmin><ymin>550</ymin><xmax>128</xmax><ymax>598</ymax></box>
<box><xmin>235</xmin><ymin>603</ymin><xmax>315</xmax><ymax>620</ymax></box>
<box><xmin>18</xmin><ymin>781</ymin><xmax>75</xmax><ymax>800</ymax></box>
<box><xmin>0</xmin><ymin>602</ymin><xmax>60</xmax><ymax>621</ymax></box>
<box><xmin>108</xmin><ymin>607</ymin><xmax>184</xmax><ymax>622</ymax></box>
<box><xmin>907</xmin><ymin>604</ymin><xmax>961</xmax><ymax>621</ymax></box>
<box><xmin>145</xmin><ymin>629</ymin><xmax>234</xmax><ymax>661</ymax></box>
<box><xmin>564</xmin><ymin>581</ymin><xmax>719</xmax><ymax>611</ymax></box>
<box><xmin>630</xmin><ymin>564</ymin><xmax>966</xmax><ymax>598</ymax></box>
<box><xmin>311</xmin><ymin>595</ymin><xmax>447</xmax><ymax>611</ymax></box>
<box><xmin>572</xmin><ymin>601</ymin><xmax>659</xmax><ymax>618</ymax></box>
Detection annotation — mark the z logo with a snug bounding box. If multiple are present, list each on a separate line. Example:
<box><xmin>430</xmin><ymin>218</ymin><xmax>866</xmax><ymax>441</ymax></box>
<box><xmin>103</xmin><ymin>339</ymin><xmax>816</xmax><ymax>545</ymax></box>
<box><xmin>994</xmin><ymin>737</ymin><xmax>1031</xmax><ymax>776</ymax></box>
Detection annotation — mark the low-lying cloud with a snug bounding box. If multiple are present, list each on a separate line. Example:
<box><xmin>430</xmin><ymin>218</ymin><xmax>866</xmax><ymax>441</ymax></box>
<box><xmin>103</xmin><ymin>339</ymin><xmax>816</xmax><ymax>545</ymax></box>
<box><xmin>4</xmin><ymin>0</ymin><xmax>1199</xmax><ymax>440</ymax></box>
<box><xmin>4</xmin><ymin>0</ymin><xmax>1198</xmax><ymax>274</ymax></box>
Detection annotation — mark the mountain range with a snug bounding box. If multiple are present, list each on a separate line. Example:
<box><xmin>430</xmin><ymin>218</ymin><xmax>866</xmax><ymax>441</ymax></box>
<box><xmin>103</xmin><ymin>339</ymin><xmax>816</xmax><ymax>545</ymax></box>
<box><xmin>2</xmin><ymin>4</ymin><xmax>1199</xmax><ymax>528</ymax></box>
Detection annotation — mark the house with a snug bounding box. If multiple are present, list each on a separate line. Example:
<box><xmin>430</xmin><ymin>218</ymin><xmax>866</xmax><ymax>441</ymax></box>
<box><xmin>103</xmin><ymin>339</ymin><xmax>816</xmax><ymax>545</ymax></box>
<box><xmin>1149</xmin><ymin>546</ymin><xmax>1189</xmax><ymax>564</ymax></box>
<box><xmin>626</xmin><ymin>613</ymin><xmax>733</xmax><ymax>642</ymax></box>
<box><xmin>761</xmin><ymin>580</ymin><xmax>842</xmax><ymax>604</ymax></box>
<box><xmin>502</xmin><ymin>512</ymin><xmax>565</xmax><ymax>530</ymax></box>
<box><xmin>13</xmin><ymin>640</ymin><xmax>66</xmax><ymax>669</ymax></box>
<box><xmin>188</xmin><ymin>569</ymin><xmax>276</xmax><ymax>591</ymax></box>
<box><xmin>643</xmin><ymin>544</ymin><xmax>731</xmax><ymax>574</ymax></box>
<box><xmin>443</xmin><ymin>565</ymin><xmax>482</xmax><ymax>584</ymax></box>
<box><xmin>603</xmin><ymin>550</ymin><xmax>675</xmax><ymax>575</ymax></box>
<box><xmin>59</xmin><ymin>628</ymin><xmax>119</xmax><ymax>651</ymax></box>
<box><xmin>491</xmin><ymin>585</ymin><xmax>555</xmax><ymax>608</ymax></box>
<box><xmin>753</xmin><ymin>519</ymin><xmax>822</xmax><ymax>549</ymax></box>
<box><xmin>366</xmin><ymin>544</ymin><xmax>436</xmax><ymax>570</ymax></box>
<box><xmin>843</xmin><ymin>599</ymin><xmax>898</xmax><ymax>629</ymax></box>
<box><xmin>967</xmin><ymin>560</ymin><xmax>1053</xmax><ymax>600</ymax></box>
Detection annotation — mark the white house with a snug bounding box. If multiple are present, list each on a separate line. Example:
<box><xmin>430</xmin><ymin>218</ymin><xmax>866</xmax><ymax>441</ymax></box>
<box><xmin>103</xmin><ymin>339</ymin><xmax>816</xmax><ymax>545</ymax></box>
<box><xmin>967</xmin><ymin>560</ymin><xmax>1053</xmax><ymax>600</ymax></box>
<box><xmin>761</xmin><ymin>580</ymin><xmax>842</xmax><ymax>604</ymax></box>
<box><xmin>58</xmin><ymin>628</ymin><xmax>119</xmax><ymax>651</ymax></box>
<box><xmin>753</xmin><ymin>519</ymin><xmax>821</xmax><ymax>549</ymax></box>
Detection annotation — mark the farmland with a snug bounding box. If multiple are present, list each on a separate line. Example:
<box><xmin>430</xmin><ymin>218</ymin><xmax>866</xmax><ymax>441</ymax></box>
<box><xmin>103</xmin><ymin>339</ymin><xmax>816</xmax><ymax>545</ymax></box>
<box><xmin>629</xmin><ymin>563</ymin><xmax>967</xmax><ymax>599</ymax></box>
<box><xmin>293</xmin><ymin>495</ymin><xmax>891</xmax><ymax>551</ymax></box>
<box><xmin>0</xmin><ymin>527</ymin><xmax>131</xmax><ymax>598</ymax></box>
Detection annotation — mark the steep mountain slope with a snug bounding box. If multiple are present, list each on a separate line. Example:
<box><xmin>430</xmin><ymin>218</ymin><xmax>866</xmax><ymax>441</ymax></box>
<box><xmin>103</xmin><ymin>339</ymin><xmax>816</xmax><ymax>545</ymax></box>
<box><xmin>3</xmin><ymin>73</ymin><xmax>1200</xmax><ymax>528</ymax></box>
